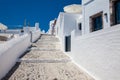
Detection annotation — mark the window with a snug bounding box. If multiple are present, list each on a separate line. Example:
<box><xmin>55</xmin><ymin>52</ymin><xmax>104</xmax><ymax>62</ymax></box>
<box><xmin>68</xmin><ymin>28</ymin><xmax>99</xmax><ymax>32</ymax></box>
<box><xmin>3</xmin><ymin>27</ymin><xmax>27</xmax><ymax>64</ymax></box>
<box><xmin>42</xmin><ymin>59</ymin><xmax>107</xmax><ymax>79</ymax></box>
<box><xmin>110</xmin><ymin>0</ymin><xmax>120</xmax><ymax>25</ymax></box>
<box><xmin>78</xmin><ymin>23</ymin><xmax>82</xmax><ymax>30</ymax></box>
<box><xmin>90</xmin><ymin>12</ymin><xmax>103</xmax><ymax>32</ymax></box>
<box><xmin>115</xmin><ymin>0</ymin><xmax>120</xmax><ymax>24</ymax></box>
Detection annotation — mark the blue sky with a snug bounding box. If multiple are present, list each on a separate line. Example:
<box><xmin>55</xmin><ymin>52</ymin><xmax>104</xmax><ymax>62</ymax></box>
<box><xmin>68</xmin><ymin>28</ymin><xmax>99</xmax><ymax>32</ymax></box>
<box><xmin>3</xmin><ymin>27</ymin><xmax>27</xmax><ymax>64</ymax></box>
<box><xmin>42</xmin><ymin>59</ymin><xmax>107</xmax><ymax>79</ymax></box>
<box><xmin>0</xmin><ymin>0</ymin><xmax>81</xmax><ymax>32</ymax></box>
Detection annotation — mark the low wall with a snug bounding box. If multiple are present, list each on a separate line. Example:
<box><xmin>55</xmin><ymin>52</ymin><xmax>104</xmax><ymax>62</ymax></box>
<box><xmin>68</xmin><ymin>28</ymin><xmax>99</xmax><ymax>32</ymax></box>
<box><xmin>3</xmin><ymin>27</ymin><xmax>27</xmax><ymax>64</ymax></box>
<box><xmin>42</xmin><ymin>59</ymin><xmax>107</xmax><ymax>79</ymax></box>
<box><xmin>71</xmin><ymin>25</ymin><xmax>120</xmax><ymax>80</ymax></box>
<box><xmin>32</xmin><ymin>30</ymin><xmax>41</xmax><ymax>42</ymax></box>
<box><xmin>0</xmin><ymin>34</ymin><xmax>31</xmax><ymax>79</ymax></box>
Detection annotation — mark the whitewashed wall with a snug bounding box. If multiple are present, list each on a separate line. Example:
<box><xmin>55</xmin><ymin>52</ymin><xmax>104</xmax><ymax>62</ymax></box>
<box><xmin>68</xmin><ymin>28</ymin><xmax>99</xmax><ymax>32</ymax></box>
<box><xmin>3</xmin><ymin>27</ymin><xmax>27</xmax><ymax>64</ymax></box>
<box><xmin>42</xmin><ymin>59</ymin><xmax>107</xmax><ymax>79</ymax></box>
<box><xmin>0</xmin><ymin>34</ymin><xmax>31</xmax><ymax>79</ymax></box>
<box><xmin>71</xmin><ymin>25</ymin><xmax>120</xmax><ymax>80</ymax></box>
<box><xmin>55</xmin><ymin>12</ymin><xmax>81</xmax><ymax>51</ymax></box>
<box><xmin>31</xmin><ymin>30</ymin><xmax>41</xmax><ymax>42</ymax></box>
<box><xmin>82</xmin><ymin>0</ymin><xmax>110</xmax><ymax>34</ymax></box>
<box><xmin>63</xmin><ymin>13</ymin><xmax>81</xmax><ymax>36</ymax></box>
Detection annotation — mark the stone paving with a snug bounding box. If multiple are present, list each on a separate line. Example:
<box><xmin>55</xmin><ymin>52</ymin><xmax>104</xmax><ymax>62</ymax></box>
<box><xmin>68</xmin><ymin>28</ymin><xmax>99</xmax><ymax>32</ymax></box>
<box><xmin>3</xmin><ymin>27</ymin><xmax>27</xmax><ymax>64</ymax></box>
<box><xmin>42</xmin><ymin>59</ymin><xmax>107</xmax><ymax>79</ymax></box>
<box><xmin>2</xmin><ymin>34</ymin><xmax>94</xmax><ymax>80</ymax></box>
<box><xmin>20</xmin><ymin>51</ymin><xmax>70</xmax><ymax>60</ymax></box>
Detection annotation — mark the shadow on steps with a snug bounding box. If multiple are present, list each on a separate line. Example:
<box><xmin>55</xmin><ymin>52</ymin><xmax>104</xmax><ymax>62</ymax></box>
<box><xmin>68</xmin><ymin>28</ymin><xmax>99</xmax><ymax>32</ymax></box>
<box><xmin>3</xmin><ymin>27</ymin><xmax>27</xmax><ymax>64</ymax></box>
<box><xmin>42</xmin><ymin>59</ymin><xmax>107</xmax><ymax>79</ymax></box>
<box><xmin>1</xmin><ymin>62</ymin><xmax>21</xmax><ymax>80</ymax></box>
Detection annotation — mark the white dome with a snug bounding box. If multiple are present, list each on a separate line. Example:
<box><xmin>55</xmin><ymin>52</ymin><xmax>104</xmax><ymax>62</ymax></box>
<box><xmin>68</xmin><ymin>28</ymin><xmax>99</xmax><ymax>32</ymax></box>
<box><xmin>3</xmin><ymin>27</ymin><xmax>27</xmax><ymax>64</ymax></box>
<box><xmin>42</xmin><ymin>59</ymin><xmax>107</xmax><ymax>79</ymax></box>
<box><xmin>64</xmin><ymin>4</ymin><xmax>82</xmax><ymax>13</ymax></box>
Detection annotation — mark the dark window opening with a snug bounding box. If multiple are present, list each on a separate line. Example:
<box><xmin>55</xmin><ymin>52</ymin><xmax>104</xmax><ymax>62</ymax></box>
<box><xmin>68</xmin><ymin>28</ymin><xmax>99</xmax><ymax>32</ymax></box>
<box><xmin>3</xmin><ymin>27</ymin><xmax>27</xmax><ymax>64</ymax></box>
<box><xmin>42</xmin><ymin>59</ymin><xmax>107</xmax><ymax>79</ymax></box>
<box><xmin>115</xmin><ymin>0</ymin><xmax>120</xmax><ymax>24</ymax></box>
<box><xmin>110</xmin><ymin>0</ymin><xmax>120</xmax><ymax>25</ymax></box>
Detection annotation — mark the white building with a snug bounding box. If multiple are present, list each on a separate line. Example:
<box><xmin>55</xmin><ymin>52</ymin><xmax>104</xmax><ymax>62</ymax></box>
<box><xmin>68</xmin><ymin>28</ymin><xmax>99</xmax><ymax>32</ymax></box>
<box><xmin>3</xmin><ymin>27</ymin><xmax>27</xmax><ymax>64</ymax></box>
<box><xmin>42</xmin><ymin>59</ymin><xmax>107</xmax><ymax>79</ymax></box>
<box><xmin>82</xmin><ymin>0</ymin><xmax>120</xmax><ymax>34</ymax></box>
<box><xmin>55</xmin><ymin>12</ymin><xmax>82</xmax><ymax>52</ymax></box>
<box><xmin>82</xmin><ymin>0</ymin><xmax>109</xmax><ymax>34</ymax></box>
<box><xmin>52</xmin><ymin>0</ymin><xmax>120</xmax><ymax>80</ymax></box>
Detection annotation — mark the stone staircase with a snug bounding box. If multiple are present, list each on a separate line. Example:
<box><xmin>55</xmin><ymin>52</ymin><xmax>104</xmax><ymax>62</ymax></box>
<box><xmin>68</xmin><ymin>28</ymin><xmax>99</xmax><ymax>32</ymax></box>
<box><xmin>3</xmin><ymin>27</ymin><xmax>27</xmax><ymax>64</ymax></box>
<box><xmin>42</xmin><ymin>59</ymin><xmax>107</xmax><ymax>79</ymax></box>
<box><xmin>2</xmin><ymin>34</ymin><xmax>94</xmax><ymax>80</ymax></box>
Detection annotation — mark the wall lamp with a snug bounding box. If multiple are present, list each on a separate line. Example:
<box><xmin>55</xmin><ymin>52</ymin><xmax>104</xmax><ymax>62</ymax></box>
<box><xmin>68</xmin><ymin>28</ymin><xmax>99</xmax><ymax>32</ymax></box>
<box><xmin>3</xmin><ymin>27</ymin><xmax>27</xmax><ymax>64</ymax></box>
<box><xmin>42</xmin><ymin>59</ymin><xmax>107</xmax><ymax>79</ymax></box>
<box><xmin>104</xmin><ymin>13</ymin><xmax>108</xmax><ymax>22</ymax></box>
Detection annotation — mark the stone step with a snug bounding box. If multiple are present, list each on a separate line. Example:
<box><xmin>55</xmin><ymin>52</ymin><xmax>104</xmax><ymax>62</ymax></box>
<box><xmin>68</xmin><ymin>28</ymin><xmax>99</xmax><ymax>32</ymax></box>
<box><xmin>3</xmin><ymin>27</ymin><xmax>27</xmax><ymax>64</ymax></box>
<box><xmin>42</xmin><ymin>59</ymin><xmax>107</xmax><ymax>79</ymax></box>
<box><xmin>38</xmin><ymin>38</ymin><xmax>59</xmax><ymax>40</ymax></box>
<box><xmin>38</xmin><ymin>39</ymin><xmax>59</xmax><ymax>42</ymax></box>
<box><xmin>32</xmin><ymin>42</ymin><xmax>60</xmax><ymax>45</ymax></box>
<box><xmin>35</xmin><ymin>44</ymin><xmax>60</xmax><ymax>47</ymax></box>
<box><xmin>28</xmin><ymin>47</ymin><xmax>61</xmax><ymax>51</ymax></box>
<box><xmin>5</xmin><ymin>62</ymin><xmax>94</xmax><ymax>80</ymax></box>
<box><xmin>39</xmin><ymin>37</ymin><xmax>59</xmax><ymax>39</ymax></box>
<box><xmin>40</xmin><ymin>36</ymin><xmax>58</xmax><ymax>39</ymax></box>
<box><xmin>23</xmin><ymin>50</ymin><xmax>64</xmax><ymax>54</ymax></box>
<box><xmin>32</xmin><ymin>44</ymin><xmax>61</xmax><ymax>47</ymax></box>
<box><xmin>40</xmin><ymin>34</ymin><xmax>55</xmax><ymax>36</ymax></box>
<box><xmin>19</xmin><ymin>50</ymin><xmax>70</xmax><ymax>61</ymax></box>
<box><xmin>18</xmin><ymin>59</ymin><xmax>71</xmax><ymax>63</ymax></box>
<box><xmin>31</xmin><ymin>45</ymin><xmax>61</xmax><ymax>49</ymax></box>
<box><xmin>40</xmin><ymin>36</ymin><xmax>56</xmax><ymax>38</ymax></box>
<box><xmin>40</xmin><ymin>38</ymin><xmax>58</xmax><ymax>40</ymax></box>
<box><xmin>41</xmin><ymin>34</ymin><xmax>54</xmax><ymax>36</ymax></box>
<box><xmin>36</xmin><ymin>41</ymin><xmax>60</xmax><ymax>45</ymax></box>
<box><xmin>40</xmin><ymin>36</ymin><xmax>58</xmax><ymax>38</ymax></box>
<box><xmin>30</xmin><ymin>47</ymin><xmax>61</xmax><ymax>51</ymax></box>
<box><xmin>36</xmin><ymin>41</ymin><xmax>60</xmax><ymax>44</ymax></box>
<box><xmin>33</xmin><ymin>44</ymin><xmax>60</xmax><ymax>47</ymax></box>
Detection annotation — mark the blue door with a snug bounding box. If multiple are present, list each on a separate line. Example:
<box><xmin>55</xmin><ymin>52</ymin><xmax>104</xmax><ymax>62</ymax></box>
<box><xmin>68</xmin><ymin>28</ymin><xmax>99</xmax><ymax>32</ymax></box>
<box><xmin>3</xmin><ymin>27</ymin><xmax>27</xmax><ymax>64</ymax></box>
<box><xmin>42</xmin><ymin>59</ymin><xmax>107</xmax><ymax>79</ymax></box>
<box><xmin>115</xmin><ymin>1</ymin><xmax>120</xmax><ymax>24</ymax></box>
